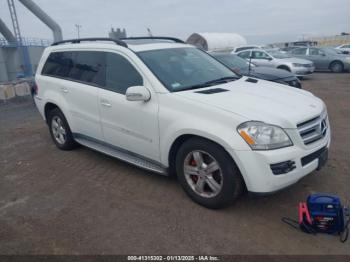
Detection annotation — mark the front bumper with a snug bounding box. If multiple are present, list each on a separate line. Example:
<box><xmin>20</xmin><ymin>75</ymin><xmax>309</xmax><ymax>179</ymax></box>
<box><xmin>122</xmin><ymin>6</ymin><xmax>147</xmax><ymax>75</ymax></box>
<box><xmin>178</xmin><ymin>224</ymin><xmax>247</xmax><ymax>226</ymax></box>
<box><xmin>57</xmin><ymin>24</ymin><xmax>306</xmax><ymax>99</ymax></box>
<box><xmin>291</xmin><ymin>66</ymin><xmax>315</xmax><ymax>76</ymax></box>
<box><xmin>228</xmin><ymin>129</ymin><xmax>331</xmax><ymax>194</ymax></box>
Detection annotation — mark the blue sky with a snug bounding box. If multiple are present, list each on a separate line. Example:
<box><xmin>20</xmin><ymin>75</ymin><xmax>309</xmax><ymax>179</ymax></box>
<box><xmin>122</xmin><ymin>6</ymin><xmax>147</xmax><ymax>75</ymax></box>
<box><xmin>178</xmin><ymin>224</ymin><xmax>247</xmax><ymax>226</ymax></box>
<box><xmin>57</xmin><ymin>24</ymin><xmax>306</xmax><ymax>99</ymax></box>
<box><xmin>0</xmin><ymin>0</ymin><xmax>349</xmax><ymax>44</ymax></box>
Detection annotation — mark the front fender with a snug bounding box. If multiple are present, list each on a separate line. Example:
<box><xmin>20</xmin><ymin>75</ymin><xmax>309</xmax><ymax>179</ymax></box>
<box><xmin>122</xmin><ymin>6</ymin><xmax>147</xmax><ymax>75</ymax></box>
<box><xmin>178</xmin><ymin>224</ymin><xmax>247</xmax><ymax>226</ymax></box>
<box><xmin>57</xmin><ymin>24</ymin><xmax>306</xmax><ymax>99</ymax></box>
<box><xmin>159</xmin><ymin>116</ymin><xmax>251</xmax><ymax>167</ymax></box>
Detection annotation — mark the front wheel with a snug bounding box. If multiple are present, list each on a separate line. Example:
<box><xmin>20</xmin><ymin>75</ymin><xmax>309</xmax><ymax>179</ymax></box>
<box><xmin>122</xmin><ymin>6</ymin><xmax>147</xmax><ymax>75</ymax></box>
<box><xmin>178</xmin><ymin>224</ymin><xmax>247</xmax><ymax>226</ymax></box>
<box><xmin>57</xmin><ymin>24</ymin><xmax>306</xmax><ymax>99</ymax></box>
<box><xmin>176</xmin><ymin>138</ymin><xmax>244</xmax><ymax>209</ymax></box>
<box><xmin>330</xmin><ymin>61</ymin><xmax>343</xmax><ymax>73</ymax></box>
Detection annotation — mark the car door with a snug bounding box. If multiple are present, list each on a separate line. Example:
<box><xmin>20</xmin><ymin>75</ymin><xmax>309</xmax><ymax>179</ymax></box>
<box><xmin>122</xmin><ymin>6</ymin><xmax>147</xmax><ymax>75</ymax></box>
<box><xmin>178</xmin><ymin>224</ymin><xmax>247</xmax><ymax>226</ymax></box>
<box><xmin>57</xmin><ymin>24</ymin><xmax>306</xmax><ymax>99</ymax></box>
<box><xmin>98</xmin><ymin>51</ymin><xmax>160</xmax><ymax>161</ymax></box>
<box><xmin>251</xmin><ymin>50</ymin><xmax>273</xmax><ymax>67</ymax></box>
<box><xmin>308</xmin><ymin>48</ymin><xmax>329</xmax><ymax>69</ymax></box>
<box><xmin>43</xmin><ymin>51</ymin><xmax>104</xmax><ymax>141</ymax></box>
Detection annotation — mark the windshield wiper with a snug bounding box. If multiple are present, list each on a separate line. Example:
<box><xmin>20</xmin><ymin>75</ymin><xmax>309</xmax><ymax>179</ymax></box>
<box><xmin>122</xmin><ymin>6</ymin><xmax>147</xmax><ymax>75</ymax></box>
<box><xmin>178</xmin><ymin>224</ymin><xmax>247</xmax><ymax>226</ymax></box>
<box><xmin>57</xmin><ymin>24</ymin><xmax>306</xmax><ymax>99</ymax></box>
<box><xmin>203</xmin><ymin>76</ymin><xmax>240</xmax><ymax>85</ymax></box>
<box><xmin>173</xmin><ymin>76</ymin><xmax>239</xmax><ymax>92</ymax></box>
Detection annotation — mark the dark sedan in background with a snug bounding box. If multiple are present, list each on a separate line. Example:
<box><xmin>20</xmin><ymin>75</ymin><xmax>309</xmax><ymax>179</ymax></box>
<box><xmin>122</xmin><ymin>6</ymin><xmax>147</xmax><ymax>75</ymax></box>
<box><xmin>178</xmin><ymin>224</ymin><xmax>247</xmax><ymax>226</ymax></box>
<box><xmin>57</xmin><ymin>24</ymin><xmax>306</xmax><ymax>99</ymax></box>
<box><xmin>212</xmin><ymin>53</ymin><xmax>302</xmax><ymax>88</ymax></box>
<box><xmin>289</xmin><ymin>47</ymin><xmax>350</xmax><ymax>72</ymax></box>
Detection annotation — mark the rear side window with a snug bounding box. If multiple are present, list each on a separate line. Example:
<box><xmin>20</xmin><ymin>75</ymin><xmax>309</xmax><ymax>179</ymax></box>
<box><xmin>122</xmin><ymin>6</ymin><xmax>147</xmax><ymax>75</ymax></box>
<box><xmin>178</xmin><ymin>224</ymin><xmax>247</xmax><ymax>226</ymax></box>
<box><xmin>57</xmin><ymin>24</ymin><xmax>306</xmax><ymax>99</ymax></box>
<box><xmin>68</xmin><ymin>51</ymin><xmax>105</xmax><ymax>86</ymax></box>
<box><xmin>42</xmin><ymin>51</ymin><xmax>105</xmax><ymax>86</ymax></box>
<box><xmin>42</xmin><ymin>52</ymin><xmax>74</xmax><ymax>78</ymax></box>
<box><xmin>105</xmin><ymin>53</ymin><xmax>143</xmax><ymax>94</ymax></box>
<box><xmin>291</xmin><ymin>48</ymin><xmax>307</xmax><ymax>55</ymax></box>
<box><xmin>237</xmin><ymin>51</ymin><xmax>251</xmax><ymax>59</ymax></box>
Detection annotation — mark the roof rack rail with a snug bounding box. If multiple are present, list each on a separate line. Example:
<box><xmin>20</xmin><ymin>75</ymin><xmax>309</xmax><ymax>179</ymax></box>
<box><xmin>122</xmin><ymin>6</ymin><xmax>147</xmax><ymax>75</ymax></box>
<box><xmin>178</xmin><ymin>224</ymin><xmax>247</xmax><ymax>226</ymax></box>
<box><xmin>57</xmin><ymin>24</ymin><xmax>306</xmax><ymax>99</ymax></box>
<box><xmin>120</xmin><ymin>36</ymin><xmax>185</xmax><ymax>43</ymax></box>
<box><xmin>51</xmin><ymin>37</ymin><xmax>128</xmax><ymax>47</ymax></box>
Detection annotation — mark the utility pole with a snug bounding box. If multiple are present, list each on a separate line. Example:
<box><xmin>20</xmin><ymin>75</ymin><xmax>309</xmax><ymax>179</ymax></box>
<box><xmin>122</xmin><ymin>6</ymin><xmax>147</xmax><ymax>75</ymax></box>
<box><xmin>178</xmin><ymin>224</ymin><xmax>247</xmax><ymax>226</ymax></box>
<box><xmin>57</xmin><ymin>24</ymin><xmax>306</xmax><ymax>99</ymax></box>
<box><xmin>75</xmin><ymin>24</ymin><xmax>82</xmax><ymax>38</ymax></box>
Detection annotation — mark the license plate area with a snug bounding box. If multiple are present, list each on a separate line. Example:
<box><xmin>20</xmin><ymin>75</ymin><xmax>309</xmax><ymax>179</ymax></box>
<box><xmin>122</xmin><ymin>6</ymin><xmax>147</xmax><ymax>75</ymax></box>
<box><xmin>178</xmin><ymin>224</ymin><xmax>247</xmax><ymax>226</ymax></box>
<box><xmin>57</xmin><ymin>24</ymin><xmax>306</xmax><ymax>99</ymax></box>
<box><xmin>301</xmin><ymin>146</ymin><xmax>328</xmax><ymax>168</ymax></box>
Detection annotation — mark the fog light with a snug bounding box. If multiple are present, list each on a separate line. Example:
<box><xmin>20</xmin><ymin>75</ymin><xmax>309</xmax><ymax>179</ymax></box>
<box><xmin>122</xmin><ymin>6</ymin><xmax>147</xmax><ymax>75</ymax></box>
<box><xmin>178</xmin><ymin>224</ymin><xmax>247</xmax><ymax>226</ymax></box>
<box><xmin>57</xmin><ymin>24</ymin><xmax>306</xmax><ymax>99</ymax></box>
<box><xmin>270</xmin><ymin>160</ymin><xmax>296</xmax><ymax>175</ymax></box>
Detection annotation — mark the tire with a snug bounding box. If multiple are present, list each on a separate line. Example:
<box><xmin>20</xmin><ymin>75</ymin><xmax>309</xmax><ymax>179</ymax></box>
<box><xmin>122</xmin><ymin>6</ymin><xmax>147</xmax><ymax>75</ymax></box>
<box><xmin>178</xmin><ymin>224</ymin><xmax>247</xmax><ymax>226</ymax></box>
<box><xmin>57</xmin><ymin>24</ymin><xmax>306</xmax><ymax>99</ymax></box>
<box><xmin>330</xmin><ymin>61</ymin><xmax>343</xmax><ymax>73</ymax></box>
<box><xmin>47</xmin><ymin>108</ymin><xmax>77</xmax><ymax>150</ymax></box>
<box><xmin>175</xmin><ymin>137</ymin><xmax>244</xmax><ymax>209</ymax></box>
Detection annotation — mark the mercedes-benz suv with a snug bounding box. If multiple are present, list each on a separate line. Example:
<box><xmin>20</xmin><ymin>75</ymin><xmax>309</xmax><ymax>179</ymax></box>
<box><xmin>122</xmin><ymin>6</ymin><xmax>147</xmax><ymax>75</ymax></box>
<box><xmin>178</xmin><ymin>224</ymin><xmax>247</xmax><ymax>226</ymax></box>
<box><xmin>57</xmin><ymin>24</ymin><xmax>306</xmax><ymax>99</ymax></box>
<box><xmin>33</xmin><ymin>37</ymin><xmax>331</xmax><ymax>209</ymax></box>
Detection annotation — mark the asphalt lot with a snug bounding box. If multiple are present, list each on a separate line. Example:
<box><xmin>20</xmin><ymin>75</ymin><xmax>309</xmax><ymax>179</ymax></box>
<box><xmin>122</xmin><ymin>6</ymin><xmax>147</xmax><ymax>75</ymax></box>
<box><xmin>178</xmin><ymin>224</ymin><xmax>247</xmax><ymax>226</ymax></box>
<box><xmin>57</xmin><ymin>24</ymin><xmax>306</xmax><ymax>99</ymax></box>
<box><xmin>0</xmin><ymin>73</ymin><xmax>350</xmax><ymax>255</ymax></box>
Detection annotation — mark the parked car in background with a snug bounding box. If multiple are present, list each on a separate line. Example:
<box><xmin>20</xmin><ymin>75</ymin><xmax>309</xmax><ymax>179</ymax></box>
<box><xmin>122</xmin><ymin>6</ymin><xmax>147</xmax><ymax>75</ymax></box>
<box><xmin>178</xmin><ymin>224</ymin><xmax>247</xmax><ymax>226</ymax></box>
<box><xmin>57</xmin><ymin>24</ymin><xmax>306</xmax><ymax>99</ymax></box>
<box><xmin>236</xmin><ymin>49</ymin><xmax>315</xmax><ymax>77</ymax></box>
<box><xmin>335</xmin><ymin>44</ymin><xmax>350</xmax><ymax>54</ymax></box>
<box><xmin>212</xmin><ymin>53</ymin><xmax>301</xmax><ymax>88</ymax></box>
<box><xmin>289</xmin><ymin>47</ymin><xmax>350</xmax><ymax>73</ymax></box>
<box><xmin>280</xmin><ymin>46</ymin><xmax>300</xmax><ymax>53</ymax></box>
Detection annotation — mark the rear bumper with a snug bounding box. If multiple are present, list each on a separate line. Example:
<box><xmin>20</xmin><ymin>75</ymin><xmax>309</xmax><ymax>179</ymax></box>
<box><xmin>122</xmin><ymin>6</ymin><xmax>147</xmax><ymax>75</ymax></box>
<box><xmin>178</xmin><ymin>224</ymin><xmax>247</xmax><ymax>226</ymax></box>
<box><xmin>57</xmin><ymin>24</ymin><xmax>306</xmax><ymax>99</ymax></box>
<box><xmin>34</xmin><ymin>96</ymin><xmax>46</xmax><ymax>120</ymax></box>
<box><xmin>228</xmin><ymin>130</ymin><xmax>331</xmax><ymax>194</ymax></box>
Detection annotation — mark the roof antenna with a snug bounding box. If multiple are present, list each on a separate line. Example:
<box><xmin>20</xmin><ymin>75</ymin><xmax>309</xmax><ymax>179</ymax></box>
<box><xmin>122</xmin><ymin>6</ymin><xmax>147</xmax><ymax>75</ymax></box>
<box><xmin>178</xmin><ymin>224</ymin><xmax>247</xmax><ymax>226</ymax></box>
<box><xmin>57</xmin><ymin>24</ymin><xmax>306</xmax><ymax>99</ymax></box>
<box><xmin>248</xmin><ymin>51</ymin><xmax>252</xmax><ymax>76</ymax></box>
<box><xmin>147</xmin><ymin>27</ymin><xmax>153</xmax><ymax>37</ymax></box>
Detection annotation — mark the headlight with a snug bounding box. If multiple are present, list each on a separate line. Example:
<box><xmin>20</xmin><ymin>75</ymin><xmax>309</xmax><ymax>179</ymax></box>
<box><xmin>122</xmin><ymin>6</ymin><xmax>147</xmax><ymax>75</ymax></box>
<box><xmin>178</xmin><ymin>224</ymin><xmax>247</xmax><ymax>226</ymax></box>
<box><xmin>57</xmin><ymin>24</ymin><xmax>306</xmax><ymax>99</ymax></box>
<box><xmin>237</xmin><ymin>121</ymin><xmax>293</xmax><ymax>150</ymax></box>
<box><xmin>292</xmin><ymin>63</ymin><xmax>304</xmax><ymax>67</ymax></box>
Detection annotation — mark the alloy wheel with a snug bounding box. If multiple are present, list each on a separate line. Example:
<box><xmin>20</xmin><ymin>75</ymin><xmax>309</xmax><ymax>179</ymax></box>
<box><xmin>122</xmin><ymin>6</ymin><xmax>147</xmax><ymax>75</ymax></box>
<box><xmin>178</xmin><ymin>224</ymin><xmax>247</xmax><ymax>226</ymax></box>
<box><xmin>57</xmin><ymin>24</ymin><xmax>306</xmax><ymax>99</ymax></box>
<box><xmin>183</xmin><ymin>150</ymin><xmax>223</xmax><ymax>198</ymax></box>
<box><xmin>51</xmin><ymin>116</ymin><xmax>67</xmax><ymax>145</ymax></box>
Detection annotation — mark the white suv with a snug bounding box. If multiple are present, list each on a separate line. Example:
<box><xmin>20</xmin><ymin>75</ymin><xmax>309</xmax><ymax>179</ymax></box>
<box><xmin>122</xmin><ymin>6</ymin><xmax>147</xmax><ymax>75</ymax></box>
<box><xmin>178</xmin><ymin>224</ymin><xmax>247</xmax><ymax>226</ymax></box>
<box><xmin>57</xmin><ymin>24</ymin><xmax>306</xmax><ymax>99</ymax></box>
<box><xmin>33</xmin><ymin>37</ymin><xmax>331</xmax><ymax>209</ymax></box>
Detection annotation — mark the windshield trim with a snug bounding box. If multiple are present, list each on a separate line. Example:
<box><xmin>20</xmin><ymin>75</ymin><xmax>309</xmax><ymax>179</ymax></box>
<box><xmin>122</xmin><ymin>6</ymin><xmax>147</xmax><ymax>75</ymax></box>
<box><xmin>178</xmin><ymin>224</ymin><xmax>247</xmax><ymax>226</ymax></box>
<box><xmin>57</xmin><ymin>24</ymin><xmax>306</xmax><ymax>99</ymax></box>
<box><xmin>136</xmin><ymin>47</ymin><xmax>240</xmax><ymax>92</ymax></box>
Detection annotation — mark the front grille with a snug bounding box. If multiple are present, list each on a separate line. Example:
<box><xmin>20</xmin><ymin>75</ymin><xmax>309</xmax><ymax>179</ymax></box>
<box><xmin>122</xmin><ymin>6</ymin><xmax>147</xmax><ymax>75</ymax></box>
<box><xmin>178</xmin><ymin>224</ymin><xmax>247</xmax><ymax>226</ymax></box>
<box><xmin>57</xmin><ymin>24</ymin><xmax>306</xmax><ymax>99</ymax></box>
<box><xmin>297</xmin><ymin>112</ymin><xmax>328</xmax><ymax>145</ymax></box>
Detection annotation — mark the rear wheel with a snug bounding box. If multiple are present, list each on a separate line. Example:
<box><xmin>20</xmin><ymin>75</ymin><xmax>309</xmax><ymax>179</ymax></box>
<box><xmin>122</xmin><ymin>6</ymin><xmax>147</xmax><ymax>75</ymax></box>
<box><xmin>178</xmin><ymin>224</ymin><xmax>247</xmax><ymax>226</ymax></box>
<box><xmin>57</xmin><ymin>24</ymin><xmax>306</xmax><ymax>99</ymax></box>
<box><xmin>48</xmin><ymin>108</ymin><xmax>77</xmax><ymax>150</ymax></box>
<box><xmin>330</xmin><ymin>61</ymin><xmax>343</xmax><ymax>73</ymax></box>
<box><xmin>176</xmin><ymin>138</ymin><xmax>244</xmax><ymax>209</ymax></box>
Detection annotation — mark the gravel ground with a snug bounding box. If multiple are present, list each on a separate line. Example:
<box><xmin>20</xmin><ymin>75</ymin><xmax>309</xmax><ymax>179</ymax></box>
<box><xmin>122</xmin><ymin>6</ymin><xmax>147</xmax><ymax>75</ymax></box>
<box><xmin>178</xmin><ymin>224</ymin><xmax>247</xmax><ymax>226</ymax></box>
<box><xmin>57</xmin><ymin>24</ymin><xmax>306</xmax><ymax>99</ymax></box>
<box><xmin>0</xmin><ymin>73</ymin><xmax>349</xmax><ymax>255</ymax></box>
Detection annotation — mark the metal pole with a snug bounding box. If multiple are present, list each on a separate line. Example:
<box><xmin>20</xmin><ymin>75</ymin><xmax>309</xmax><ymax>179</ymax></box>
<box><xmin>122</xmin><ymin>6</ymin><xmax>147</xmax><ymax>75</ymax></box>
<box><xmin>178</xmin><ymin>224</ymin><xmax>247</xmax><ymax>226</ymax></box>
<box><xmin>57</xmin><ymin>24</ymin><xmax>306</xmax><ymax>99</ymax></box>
<box><xmin>18</xmin><ymin>0</ymin><xmax>63</xmax><ymax>41</ymax></box>
<box><xmin>75</xmin><ymin>24</ymin><xmax>82</xmax><ymax>39</ymax></box>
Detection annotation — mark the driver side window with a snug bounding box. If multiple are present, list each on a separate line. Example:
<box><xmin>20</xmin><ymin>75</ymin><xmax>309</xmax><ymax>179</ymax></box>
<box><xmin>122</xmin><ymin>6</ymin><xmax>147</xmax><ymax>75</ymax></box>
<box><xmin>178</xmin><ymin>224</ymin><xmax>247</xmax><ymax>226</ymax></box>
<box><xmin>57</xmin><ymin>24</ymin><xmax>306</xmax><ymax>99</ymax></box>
<box><xmin>292</xmin><ymin>48</ymin><xmax>307</xmax><ymax>55</ymax></box>
<box><xmin>105</xmin><ymin>53</ymin><xmax>143</xmax><ymax>95</ymax></box>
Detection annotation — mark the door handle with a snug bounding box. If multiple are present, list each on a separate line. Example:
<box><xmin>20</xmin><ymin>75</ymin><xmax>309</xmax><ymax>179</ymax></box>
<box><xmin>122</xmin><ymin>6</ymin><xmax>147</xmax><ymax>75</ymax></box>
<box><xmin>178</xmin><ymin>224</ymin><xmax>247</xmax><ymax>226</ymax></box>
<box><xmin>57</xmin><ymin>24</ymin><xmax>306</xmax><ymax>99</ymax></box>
<box><xmin>61</xmin><ymin>87</ymin><xmax>68</xmax><ymax>93</ymax></box>
<box><xmin>100</xmin><ymin>99</ymin><xmax>112</xmax><ymax>107</ymax></box>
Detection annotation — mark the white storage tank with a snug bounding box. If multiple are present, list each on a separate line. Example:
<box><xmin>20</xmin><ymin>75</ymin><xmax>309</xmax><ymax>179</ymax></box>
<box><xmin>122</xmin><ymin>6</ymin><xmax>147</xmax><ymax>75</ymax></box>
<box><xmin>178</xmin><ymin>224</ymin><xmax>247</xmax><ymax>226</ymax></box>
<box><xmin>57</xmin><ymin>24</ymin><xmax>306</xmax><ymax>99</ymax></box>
<box><xmin>186</xmin><ymin>32</ymin><xmax>247</xmax><ymax>52</ymax></box>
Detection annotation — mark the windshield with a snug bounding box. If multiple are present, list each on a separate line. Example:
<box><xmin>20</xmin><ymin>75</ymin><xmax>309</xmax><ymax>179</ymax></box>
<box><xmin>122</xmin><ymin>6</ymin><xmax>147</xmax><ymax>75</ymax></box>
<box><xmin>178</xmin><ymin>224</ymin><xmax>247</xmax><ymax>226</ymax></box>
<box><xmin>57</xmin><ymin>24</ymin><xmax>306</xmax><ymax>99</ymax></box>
<box><xmin>138</xmin><ymin>47</ymin><xmax>239</xmax><ymax>92</ymax></box>
<box><xmin>268</xmin><ymin>50</ymin><xmax>291</xmax><ymax>59</ymax></box>
<box><xmin>214</xmin><ymin>54</ymin><xmax>249</xmax><ymax>71</ymax></box>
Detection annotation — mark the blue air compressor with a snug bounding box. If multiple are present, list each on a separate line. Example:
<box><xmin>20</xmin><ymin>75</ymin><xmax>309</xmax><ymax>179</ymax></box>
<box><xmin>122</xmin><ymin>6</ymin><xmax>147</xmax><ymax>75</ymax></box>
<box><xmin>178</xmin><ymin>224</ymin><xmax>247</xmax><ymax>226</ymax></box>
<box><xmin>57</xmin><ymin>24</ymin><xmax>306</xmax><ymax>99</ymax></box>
<box><xmin>282</xmin><ymin>194</ymin><xmax>349</xmax><ymax>243</ymax></box>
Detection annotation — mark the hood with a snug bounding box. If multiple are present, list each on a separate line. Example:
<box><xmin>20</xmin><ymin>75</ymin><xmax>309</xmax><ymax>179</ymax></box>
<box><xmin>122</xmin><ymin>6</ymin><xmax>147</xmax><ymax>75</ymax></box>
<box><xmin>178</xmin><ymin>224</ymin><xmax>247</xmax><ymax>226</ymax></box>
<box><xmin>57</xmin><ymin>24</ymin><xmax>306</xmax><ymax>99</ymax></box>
<box><xmin>174</xmin><ymin>77</ymin><xmax>324</xmax><ymax>128</ymax></box>
<box><xmin>243</xmin><ymin>66</ymin><xmax>295</xmax><ymax>81</ymax></box>
<box><xmin>277</xmin><ymin>57</ymin><xmax>313</xmax><ymax>64</ymax></box>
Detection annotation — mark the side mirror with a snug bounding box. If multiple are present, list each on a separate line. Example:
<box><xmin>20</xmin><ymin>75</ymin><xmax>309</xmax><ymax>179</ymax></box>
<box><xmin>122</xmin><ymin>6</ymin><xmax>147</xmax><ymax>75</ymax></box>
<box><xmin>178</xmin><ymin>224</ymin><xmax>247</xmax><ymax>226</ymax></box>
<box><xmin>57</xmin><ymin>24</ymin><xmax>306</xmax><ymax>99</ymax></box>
<box><xmin>125</xmin><ymin>86</ymin><xmax>151</xmax><ymax>102</ymax></box>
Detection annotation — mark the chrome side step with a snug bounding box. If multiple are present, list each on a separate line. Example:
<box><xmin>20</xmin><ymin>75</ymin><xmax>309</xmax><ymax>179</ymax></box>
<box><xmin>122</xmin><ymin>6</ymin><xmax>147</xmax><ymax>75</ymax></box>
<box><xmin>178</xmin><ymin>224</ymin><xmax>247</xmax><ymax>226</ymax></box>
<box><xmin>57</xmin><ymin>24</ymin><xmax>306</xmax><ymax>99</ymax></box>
<box><xmin>74</xmin><ymin>135</ymin><xmax>168</xmax><ymax>175</ymax></box>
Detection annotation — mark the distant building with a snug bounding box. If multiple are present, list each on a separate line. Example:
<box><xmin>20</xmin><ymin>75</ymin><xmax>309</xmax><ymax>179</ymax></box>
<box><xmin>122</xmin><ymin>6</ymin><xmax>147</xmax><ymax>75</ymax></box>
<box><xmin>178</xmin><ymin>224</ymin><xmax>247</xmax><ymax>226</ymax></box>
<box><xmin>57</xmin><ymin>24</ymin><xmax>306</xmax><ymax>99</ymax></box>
<box><xmin>307</xmin><ymin>34</ymin><xmax>350</xmax><ymax>47</ymax></box>
<box><xmin>271</xmin><ymin>34</ymin><xmax>350</xmax><ymax>48</ymax></box>
<box><xmin>0</xmin><ymin>37</ymin><xmax>50</xmax><ymax>82</ymax></box>
<box><xmin>109</xmin><ymin>28</ymin><xmax>127</xmax><ymax>39</ymax></box>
